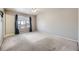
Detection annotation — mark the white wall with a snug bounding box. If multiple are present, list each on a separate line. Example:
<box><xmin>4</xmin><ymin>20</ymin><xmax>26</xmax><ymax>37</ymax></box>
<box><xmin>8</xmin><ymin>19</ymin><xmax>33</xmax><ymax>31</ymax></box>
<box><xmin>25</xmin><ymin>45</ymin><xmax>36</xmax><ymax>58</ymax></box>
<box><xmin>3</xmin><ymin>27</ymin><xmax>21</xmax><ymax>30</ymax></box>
<box><xmin>37</xmin><ymin>8</ymin><xmax>78</xmax><ymax>40</ymax></box>
<box><xmin>31</xmin><ymin>16</ymin><xmax>37</xmax><ymax>31</ymax></box>
<box><xmin>5</xmin><ymin>12</ymin><xmax>15</xmax><ymax>37</ymax></box>
<box><xmin>0</xmin><ymin>8</ymin><xmax>4</xmax><ymax>47</ymax></box>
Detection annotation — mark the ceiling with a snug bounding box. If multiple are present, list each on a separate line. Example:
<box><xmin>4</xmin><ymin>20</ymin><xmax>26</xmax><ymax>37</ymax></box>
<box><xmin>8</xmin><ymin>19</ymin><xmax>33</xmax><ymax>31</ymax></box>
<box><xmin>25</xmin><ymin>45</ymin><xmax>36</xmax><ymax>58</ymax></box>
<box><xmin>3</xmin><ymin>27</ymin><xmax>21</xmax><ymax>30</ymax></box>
<box><xmin>5</xmin><ymin>8</ymin><xmax>69</xmax><ymax>15</ymax></box>
<box><xmin>5</xmin><ymin>8</ymin><xmax>40</xmax><ymax>15</ymax></box>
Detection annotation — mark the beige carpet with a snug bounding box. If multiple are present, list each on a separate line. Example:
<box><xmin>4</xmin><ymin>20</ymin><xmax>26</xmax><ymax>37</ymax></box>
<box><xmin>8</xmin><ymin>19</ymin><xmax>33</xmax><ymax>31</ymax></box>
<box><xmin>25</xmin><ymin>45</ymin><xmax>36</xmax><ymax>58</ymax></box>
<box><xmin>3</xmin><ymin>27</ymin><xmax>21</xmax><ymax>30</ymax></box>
<box><xmin>1</xmin><ymin>32</ymin><xmax>78</xmax><ymax>51</ymax></box>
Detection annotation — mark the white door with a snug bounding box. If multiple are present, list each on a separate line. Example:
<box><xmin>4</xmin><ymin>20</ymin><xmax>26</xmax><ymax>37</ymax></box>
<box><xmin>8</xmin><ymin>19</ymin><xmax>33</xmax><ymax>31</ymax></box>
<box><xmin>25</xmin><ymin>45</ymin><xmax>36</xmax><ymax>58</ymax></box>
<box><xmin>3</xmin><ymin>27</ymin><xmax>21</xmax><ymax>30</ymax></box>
<box><xmin>0</xmin><ymin>15</ymin><xmax>2</xmax><ymax>47</ymax></box>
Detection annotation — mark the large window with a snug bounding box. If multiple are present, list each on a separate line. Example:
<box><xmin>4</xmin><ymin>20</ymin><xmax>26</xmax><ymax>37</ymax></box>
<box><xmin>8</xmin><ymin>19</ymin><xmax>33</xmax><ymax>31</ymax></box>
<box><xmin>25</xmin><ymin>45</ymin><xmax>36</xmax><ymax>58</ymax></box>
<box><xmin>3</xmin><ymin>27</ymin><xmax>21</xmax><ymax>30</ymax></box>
<box><xmin>17</xmin><ymin>15</ymin><xmax>30</xmax><ymax>33</ymax></box>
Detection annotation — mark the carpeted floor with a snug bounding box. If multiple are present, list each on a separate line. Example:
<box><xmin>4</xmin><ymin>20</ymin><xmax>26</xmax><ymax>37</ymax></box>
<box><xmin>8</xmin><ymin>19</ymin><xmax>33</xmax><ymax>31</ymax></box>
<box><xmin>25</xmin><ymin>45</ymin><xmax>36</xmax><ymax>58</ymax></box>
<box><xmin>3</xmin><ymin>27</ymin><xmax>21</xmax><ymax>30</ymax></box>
<box><xmin>1</xmin><ymin>32</ymin><xmax>78</xmax><ymax>51</ymax></box>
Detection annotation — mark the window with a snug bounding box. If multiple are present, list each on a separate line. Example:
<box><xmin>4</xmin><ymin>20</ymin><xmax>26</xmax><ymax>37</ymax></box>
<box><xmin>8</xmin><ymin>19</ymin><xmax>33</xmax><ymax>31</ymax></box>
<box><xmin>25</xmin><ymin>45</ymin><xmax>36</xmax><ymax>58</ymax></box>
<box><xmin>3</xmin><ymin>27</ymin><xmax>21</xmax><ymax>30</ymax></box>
<box><xmin>17</xmin><ymin>15</ymin><xmax>30</xmax><ymax>29</ymax></box>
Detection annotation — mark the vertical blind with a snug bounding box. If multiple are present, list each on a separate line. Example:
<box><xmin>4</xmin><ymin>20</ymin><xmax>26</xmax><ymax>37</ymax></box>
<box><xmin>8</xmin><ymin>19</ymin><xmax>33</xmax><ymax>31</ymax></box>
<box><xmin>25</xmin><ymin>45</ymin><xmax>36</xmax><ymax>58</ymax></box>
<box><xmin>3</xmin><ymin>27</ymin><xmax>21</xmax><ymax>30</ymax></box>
<box><xmin>18</xmin><ymin>15</ymin><xmax>30</xmax><ymax>29</ymax></box>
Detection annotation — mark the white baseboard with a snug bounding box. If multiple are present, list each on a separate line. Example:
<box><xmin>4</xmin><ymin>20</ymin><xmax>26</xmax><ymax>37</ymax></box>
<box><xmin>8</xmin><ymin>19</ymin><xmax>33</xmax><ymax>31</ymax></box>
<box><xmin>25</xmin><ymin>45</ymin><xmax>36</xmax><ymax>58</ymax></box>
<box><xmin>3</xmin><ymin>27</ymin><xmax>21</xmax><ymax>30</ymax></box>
<box><xmin>4</xmin><ymin>33</ymin><xmax>15</xmax><ymax>38</ymax></box>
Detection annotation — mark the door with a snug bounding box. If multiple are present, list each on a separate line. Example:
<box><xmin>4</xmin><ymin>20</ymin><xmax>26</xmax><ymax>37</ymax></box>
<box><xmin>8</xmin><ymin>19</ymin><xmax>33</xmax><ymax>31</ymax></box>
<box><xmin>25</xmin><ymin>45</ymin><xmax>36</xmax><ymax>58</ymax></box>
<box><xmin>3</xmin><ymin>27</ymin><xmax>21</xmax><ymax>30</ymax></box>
<box><xmin>0</xmin><ymin>15</ymin><xmax>2</xmax><ymax>47</ymax></box>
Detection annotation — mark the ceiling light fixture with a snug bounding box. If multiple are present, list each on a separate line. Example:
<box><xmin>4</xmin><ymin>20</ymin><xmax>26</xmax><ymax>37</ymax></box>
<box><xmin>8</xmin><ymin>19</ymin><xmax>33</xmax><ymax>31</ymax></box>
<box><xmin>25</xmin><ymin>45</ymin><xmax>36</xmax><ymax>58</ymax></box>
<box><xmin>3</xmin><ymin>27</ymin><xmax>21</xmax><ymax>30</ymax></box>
<box><xmin>32</xmin><ymin>8</ymin><xmax>39</xmax><ymax>13</ymax></box>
